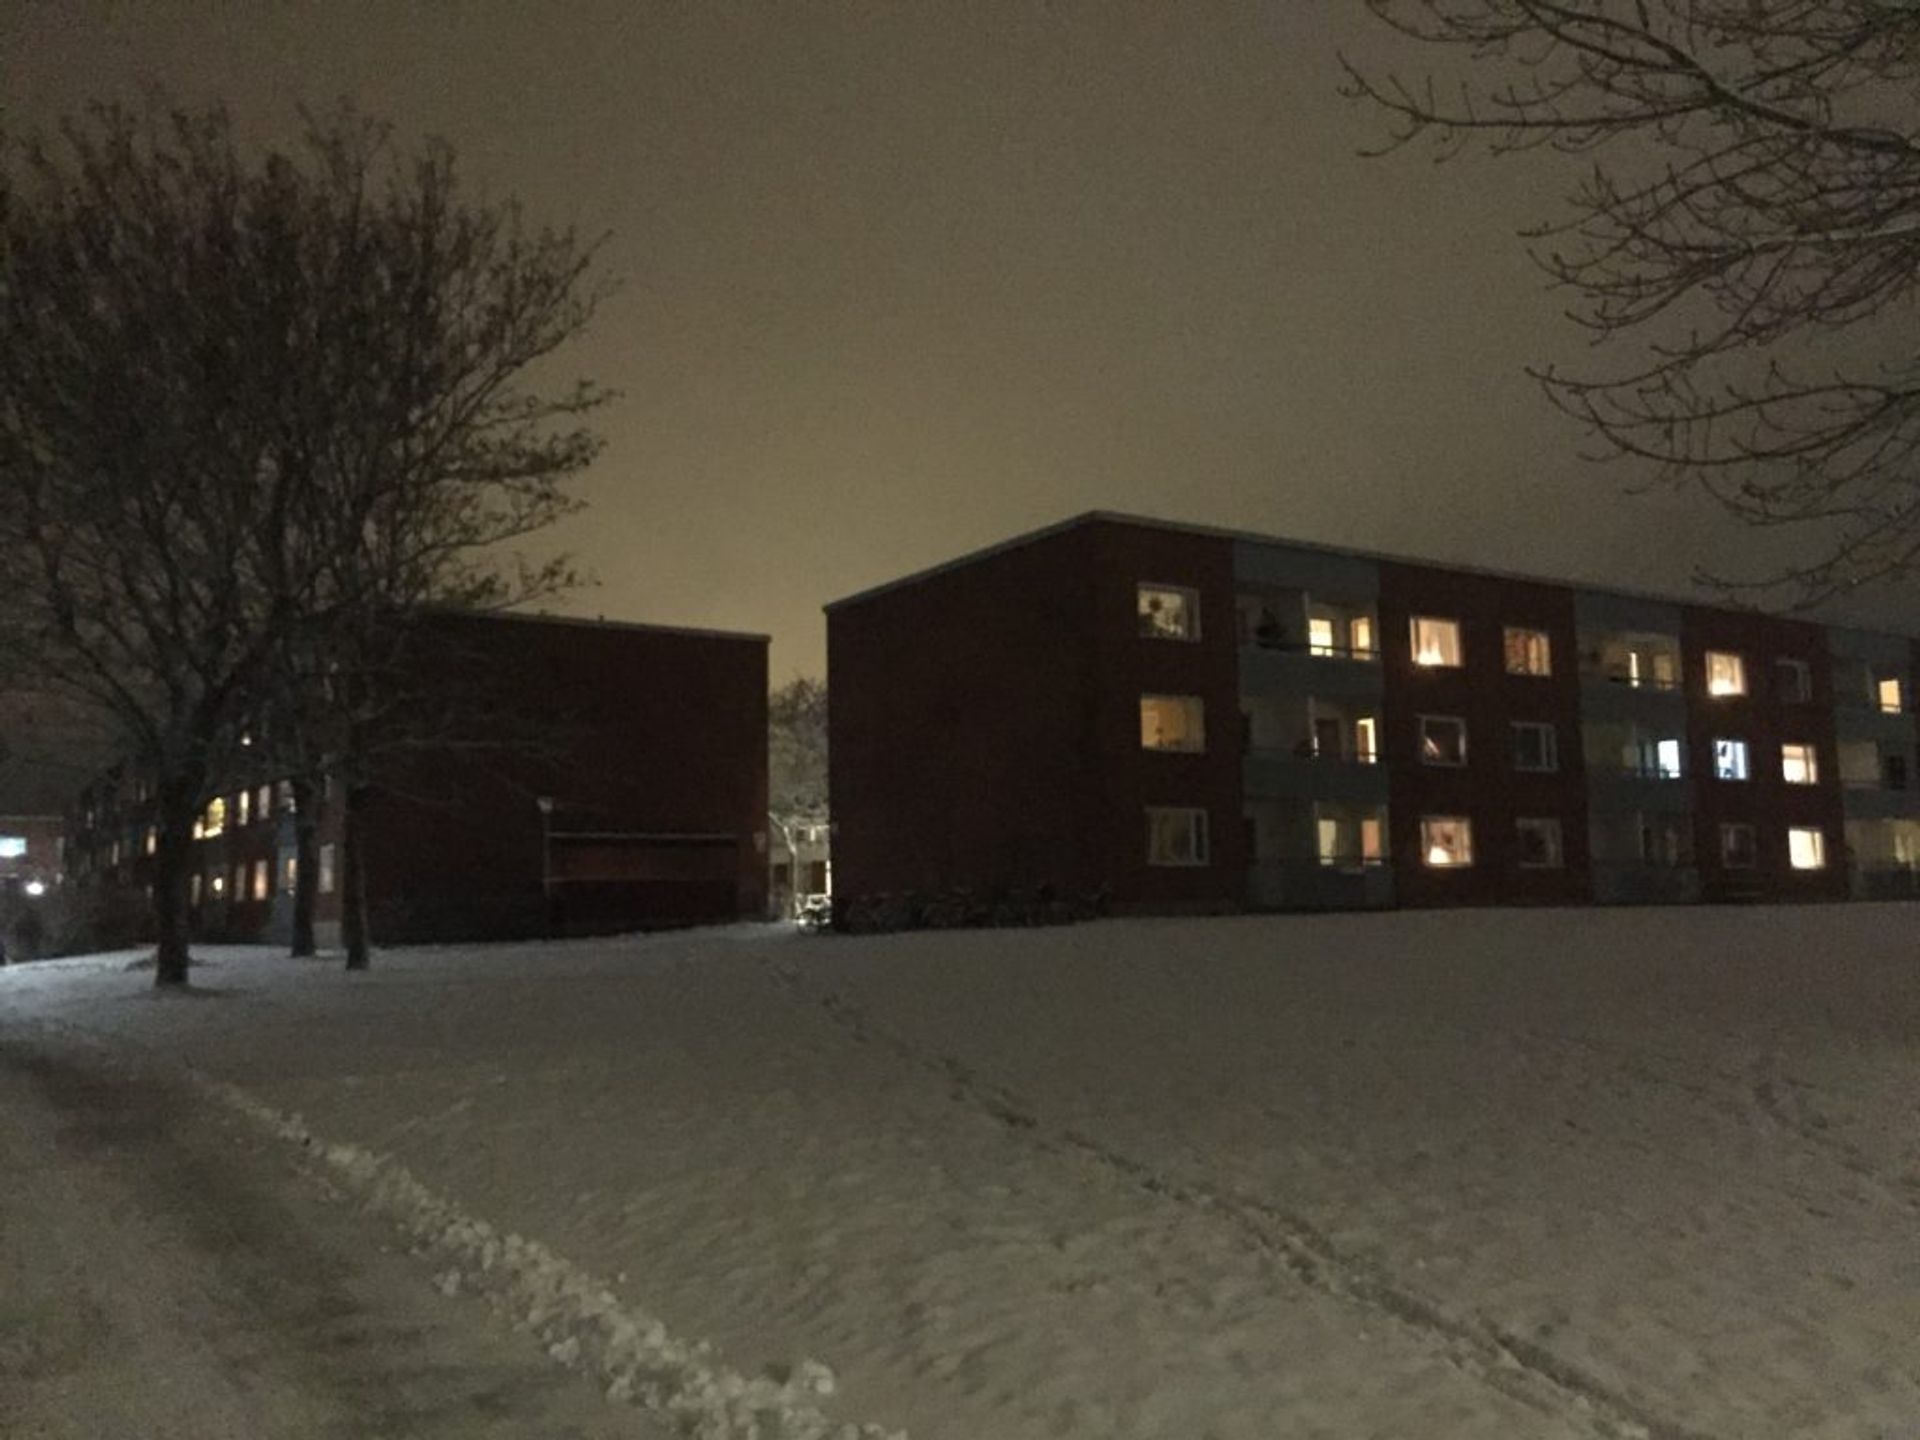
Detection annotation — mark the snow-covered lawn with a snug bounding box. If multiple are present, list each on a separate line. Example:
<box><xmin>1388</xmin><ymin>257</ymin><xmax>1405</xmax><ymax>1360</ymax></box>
<box><xmin>6</xmin><ymin>907</ymin><xmax>1916</xmax><ymax>1439</ymax></box>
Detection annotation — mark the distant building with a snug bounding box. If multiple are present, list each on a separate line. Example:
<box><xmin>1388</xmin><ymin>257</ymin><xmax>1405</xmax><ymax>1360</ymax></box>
<box><xmin>64</xmin><ymin>612</ymin><xmax>771</xmax><ymax>946</ymax></box>
<box><xmin>0</xmin><ymin>815</ymin><xmax>62</xmax><ymax>897</ymax></box>
<box><xmin>828</xmin><ymin>512</ymin><xmax>1920</xmax><ymax>913</ymax></box>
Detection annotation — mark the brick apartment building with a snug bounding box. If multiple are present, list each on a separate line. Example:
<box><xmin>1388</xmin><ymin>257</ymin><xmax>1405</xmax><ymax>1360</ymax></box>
<box><xmin>65</xmin><ymin>612</ymin><xmax>770</xmax><ymax>946</ymax></box>
<box><xmin>828</xmin><ymin>513</ymin><xmax>1920</xmax><ymax>913</ymax></box>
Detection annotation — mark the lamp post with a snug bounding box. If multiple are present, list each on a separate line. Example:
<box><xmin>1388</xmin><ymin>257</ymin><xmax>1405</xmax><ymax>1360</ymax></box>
<box><xmin>536</xmin><ymin>796</ymin><xmax>554</xmax><ymax>937</ymax></box>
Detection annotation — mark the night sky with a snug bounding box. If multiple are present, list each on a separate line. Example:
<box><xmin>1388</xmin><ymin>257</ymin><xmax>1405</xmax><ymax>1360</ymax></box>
<box><xmin>6</xmin><ymin>2</ymin><xmax>1914</xmax><ymax>683</ymax></box>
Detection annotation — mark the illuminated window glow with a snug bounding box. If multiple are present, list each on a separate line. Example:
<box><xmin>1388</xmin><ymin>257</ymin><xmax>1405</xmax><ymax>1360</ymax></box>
<box><xmin>1421</xmin><ymin>816</ymin><xmax>1474</xmax><ymax>868</ymax></box>
<box><xmin>1878</xmin><ymin>676</ymin><xmax>1904</xmax><ymax>714</ymax></box>
<box><xmin>1410</xmin><ymin>616</ymin><xmax>1462</xmax><ymax>668</ymax></box>
<box><xmin>1140</xmin><ymin>695</ymin><xmax>1206</xmax><ymax>752</ymax></box>
<box><xmin>1138</xmin><ymin>584</ymin><xmax>1200</xmax><ymax>641</ymax></box>
<box><xmin>1706</xmin><ymin>651</ymin><xmax>1747</xmax><ymax>696</ymax></box>
<box><xmin>1504</xmin><ymin>628</ymin><xmax>1551</xmax><ymax>677</ymax></box>
<box><xmin>1713</xmin><ymin>738</ymin><xmax>1750</xmax><ymax>781</ymax></box>
<box><xmin>0</xmin><ymin>836</ymin><xmax>24</xmax><ymax>859</ymax></box>
<box><xmin>251</xmin><ymin>859</ymin><xmax>269</xmax><ymax>900</ymax></box>
<box><xmin>1781</xmin><ymin>743</ymin><xmax>1818</xmax><ymax>785</ymax></box>
<box><xmin>1788</xmin><ymin>827</ymin><xmax>1826</xmax><ymax>870</ymax></box>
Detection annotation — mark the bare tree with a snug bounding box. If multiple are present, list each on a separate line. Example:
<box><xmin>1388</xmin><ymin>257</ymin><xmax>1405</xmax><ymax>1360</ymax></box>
<box><xmin>0</xmin><ymin>101</ymin><xmax>610</xmax><ymax>984</ymax></box>
<box><xmin>0</xmin><ymin>106</ymin><xmax>317</xmax><ymax>985</ymax></box>
<box><xmin>1343</xmin><ymin>2</ymin><xmax>1920</xmax><ymax>601</ymax></box>
<box><xmin>251</xmin><ymin>109</ymin><xmax>610</xmax><ymax>971</ymax></box>
<box><xmin>768</xmin><ymin>677</ymin><xmax>828</xmax><ymax>917</ymax></box>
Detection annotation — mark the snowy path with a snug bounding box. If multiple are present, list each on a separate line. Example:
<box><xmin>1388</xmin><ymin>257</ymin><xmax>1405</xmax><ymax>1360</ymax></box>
<box><xmin>5</xmin><ymin>909</ymin><xmax>1916</xmax><ymax>1439</ymax></box>
<box><xmin>0</xmin><ymin>1020</ymin><xmax>667</xmax><ymax>1440</ymax></box>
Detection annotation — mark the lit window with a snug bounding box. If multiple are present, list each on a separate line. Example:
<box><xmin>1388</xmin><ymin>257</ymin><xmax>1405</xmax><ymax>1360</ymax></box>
<box><xmin>1145</xmin><ymin>808</ymin><xmax>1210</xmax><ymax>867</ymax></box>
<box><xmin>1713</xmin><ymin>738</ymin><xmax>1750</xmax><ymax>781</ymax></box>
<box><xmin>1138</xmin><ymin>584</ymin><xmax>1200</xmax><ymax>641</ymax></box>
<box><xmin>1140</xmin><ymin>695</ymin><xmax>1206</xmax><ymax>752</ymax></box>
<box><xmin>1878</xmin><ymin>676</ymin><xmax>1904</xmax><ymax>714</ymax></box>
<box><xmin>191</xmin><ymin>873</ymin><xmax>203</xmax><ymax>904</ymax></box>
<box><xmin>1888</xmin><ymin>753</ymin><xmax>1910</xmax><ymax>791</ymax></box>
<box><xmin>1350</xmin><ymin>615</ymin><xmax>1376</xmax><ymax>658</ymax></box>
<box><xmin>201</xmin><ymin>797</ymin><xmax>226</xmax><ymax>838</ymax></box>
<box><xmin>1511</xmin><ymin>722</ymin><xmax>1558</xmax><ymax>773</ymax></box>
<box><xmin>251</xmin><ymin>859</ymin><xmax>269</xmax><ymax>900</ymax></box>
<box><xmin>1419</xmin><ymin>715</ymin><xmax>1467</xmax><ymax>767</ymax></box>
<box><xmin>1420</xmin><ymin>816</ymin><xmax>1474</xmax><ymax>868</ymax></box>
<box><xmin>257</xmin><ymin>784</ymin><xmax>272</xmax><ymax>819</ymax></box>
<box><xmin>1504</xmin><ymin>628</ymin><xmax>1551</xmax><ymax>677</ymax></box>
<box><xmin>1705</xmin><ymin>651</ymin><xmax>1746</xmax><ymax>696</ymax></box>
<box><xmin>1773</xmin><ymin>657</ymin><xmax>1811</xmax><ymax>704</ymax></box>
<box><xmin>144</xmin><ymin>827</ymin><xmax>156</xmax><ymax>856</ymax></box>
<box><xmin>1516</xmin><ymin>817</ymin><xmax>1564</xmax><ymax>868</ymax></box>
<box><xmin>1410</xmin><ymin>616</ymin><xmax>1462</xmax><ymax>668</ymax></box>
<box><xmin>1316</xmin><ymin>808</ymin><xmax>1387</xmax><ymax>869</ymax></box>
<box><xmin>1308</xmin><ymin>617</ymin><xmax>1336</xmax><ymax>655</ymax></box>
<box><xmin>1788</xmin><ymin>827</ymin><xmax>1826</xmax><ymax>871</ymax></box>
<box><xmin>1649</xmin><ymin>737</ymin><xmax>1683</xmax><ymax>779</ymax></box>
<box><xmin>1353</xmin><ymin>716</ymin><xmax>1379</xmax><ymax>764</ymax></box>
<box><xmin>1720</xmin><ymin>823</ymin><xmax>1757</xmax><ymax>870</ymax></box>
<box><xmin>0</xmin><ymin>836</ymin><xmax>24</xmax><ymax>859</ymax></box>
<box><xmin>232</xmin><ymin>865</ymin><xmax>246</xmax><ymax>899</ymax></box>
<box><xmin>1781</xmin><ymin>743</ymin><xmax>1819</xmax><ymax>785</ymax></box>
<box><xmin>282</xmin><ymin>855</ymin><xmax>297</xmax><ymax>893</ymax></box>
<box><xmin>277</xmin><ymin>780</ymin><xmax>295</xmax><ymax>810</ymax></box>
<box><xmin>210</xmin><ymin>872</ymin><xmax>226</xmax><ymax>897</ymax></box>
<box><xmin>237</xmin><ymin>789</ymin><xmax>251</xmax><ymax>826</ymax></box>
<box><xmin>319</xmin><ymin>843</ymin><xmax>336</xmax><ymax>895</ymax></box>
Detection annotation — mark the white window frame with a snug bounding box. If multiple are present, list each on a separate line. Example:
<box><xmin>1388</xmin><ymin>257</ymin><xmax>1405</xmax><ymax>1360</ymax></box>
<box><xmin>1145</xmin><ymin>807</ymin><xmax>1210</xmax><ymax>867</ymax></box>
<box><xmin>1787</xmin><ymin>826</ymin><xmax>1826</xmax><ymax>871</ymax></box>
<box><xmin>1410</xmin><ymin>616</ymin><xmax>1463</xmax><ymax>669</ymax></box>
<box><xmin>1713</xmin><ymin>737</ymin><xmax>1751</xmax><ymax>782</ymax></box>
<box><xmin>1419</xmin><ymin>815</ymin><xmax>1474</xmax><ymax>868</ymax></box>
<box><xmin>1515</xmin><ymin>816</ymin><xmax>1565</xmax><ymax>869</ymax></box>
<box><xmin>1137</xmin><ymin>583</ymin><xmax>1201</xmax><ymax>642</ymax></box>
<box><xmin>1511</xmin><ymin>721</ymin><xmax>1559</xmax><ymax>773</ymax></box>
<box><xmin>1139</xmin><ymin>694</ymin><xmax>1207</xmax><ymax>753</ymax></box>
<box><xmin>1504</xmin><ymin>627</ymin><xmax>1552</xmax><ymax>677</ymax></box>
<box><xmin>1418</xmin><ymin>714</ymin><xmax>1468</xmax><ymax>767</ymax></box>
<box><xmin>1780</xmin><ymin>742</ymin><xmax>1819</xmax><ymax>786</ymax></box>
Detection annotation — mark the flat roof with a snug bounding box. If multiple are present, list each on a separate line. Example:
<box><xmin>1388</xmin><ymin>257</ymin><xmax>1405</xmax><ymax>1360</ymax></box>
<box><xmin>824</xmin><ymin>509</ymin><xmax>1920</xmax><ymax>645</ymax></box>
<box><xmin>433</xmin><ymin>607</ymin><xmax>770</xmax><ymax>645</ymax></box>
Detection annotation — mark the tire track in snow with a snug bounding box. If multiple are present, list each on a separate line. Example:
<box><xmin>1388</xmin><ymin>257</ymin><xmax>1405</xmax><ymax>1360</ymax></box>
<box><xmin>765</xmin><ymin>956</ymin><xmax>1719</xmax><ymax>1440</ymax></box>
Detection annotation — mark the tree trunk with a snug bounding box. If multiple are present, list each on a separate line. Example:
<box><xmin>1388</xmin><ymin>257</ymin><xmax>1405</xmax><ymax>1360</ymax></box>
<box><xmin>150</xmin><ymin>779</ymin><xmax>199</xmax><ymax>987</ymax></box>
<box><xmin>289</xmin><ymin>775</ymin><xmax>320</xmax><ymax>958</ymax></box>
<box><xmin>341</xmin><ymin>783</ymin><xmax>372</xmax><ymax>971</ymax></box>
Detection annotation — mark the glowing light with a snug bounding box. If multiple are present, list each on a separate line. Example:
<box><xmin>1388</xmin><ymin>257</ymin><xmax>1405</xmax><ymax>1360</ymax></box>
<box><xmin>1707</xmin><ymin>677</ymin><xmax>1739</xmax><ymax>696</ymax></box>
<box><xmin>23</xmin><ymin>880</ymin><xmax>46</xmax><ymax>897</ymax></box>
<box><xmin>1415</xmin><ymin>647</ymin><xmax>1445</xmax><ymax>667</ymax></box>
<box><xmin>1427</xmin><ymin>844</ymin><xmax>1453</xmax><ymax>866</ymax></box>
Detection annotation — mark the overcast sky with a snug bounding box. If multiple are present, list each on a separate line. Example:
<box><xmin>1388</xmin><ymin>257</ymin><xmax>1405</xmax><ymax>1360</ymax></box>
<box><xmin>6</xmin><ymin>2</ymin><xmax>1913</xmax><ymax>681</ymax></box>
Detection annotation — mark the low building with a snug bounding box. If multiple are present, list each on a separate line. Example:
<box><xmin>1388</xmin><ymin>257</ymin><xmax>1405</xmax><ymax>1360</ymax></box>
<box><xmin>828</xmin><ymin>512</ymin><xmax>1919</xmax><ymax>913</ymax></box>
<box><xmin>65</xmin><ymin>612</ymin><xmax>770</xmax><ymax>946</ymax></box>
<box><xmin>770</xmin><ymin>819</ymin><xmax>832</xmax><ymax>917</ymax></box>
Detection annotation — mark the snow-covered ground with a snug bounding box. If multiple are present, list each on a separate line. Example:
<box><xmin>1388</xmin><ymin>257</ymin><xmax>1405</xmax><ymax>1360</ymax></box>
<box><xmin>5</xmin><ymin>907</ymin><xmax>1916</xmax><ymax>1439</ymax></box>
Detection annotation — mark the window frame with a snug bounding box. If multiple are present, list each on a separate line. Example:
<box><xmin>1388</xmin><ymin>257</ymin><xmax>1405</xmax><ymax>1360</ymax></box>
<box><xmin>1503</xmin><ymin>627</ymin><xmax>1552</xmax><ymax>677</ymax></box>
<box><xmin>1139</xmin><ymin>694</ymin><xmax>1207</xmax><ymax>754</ymax></box>
<box><xmin>1787</xmin><ymin>826</ymin><xmax>1826</xmax><ymax>871</ymax></box>
<box><xmin>1409</xmin><ymin>616</ymin><xmax>1464</xmax><ymax>669</ymax></box>
<box><xmin>1720</xmin><ymin>822</ymin><xmax>1758</xmax><ymax>870</ymax></box>
<box><xmin>1876</xmin><ymin>674</ymin><xmax>1904</xmax><ymax>714</ymax></box>
<box><xmin>1145</xmin><ymin>806</ymin><xmax>1211</xmax><ymax>867</ymax></box>
<box><xmin>1712</xmin><ymin>737</ymin><xmax>1751</xmax><ymax>782</ymax></box>
<box><xmin>1515</xmin><ymin>816</ymin><xmax>1565</xmax><ymax>869</ymax></box>
<box><xmin>1419</xmin><ymin>815</ymin><xmax>1475</xmax><ymax>868</ymax></box>
<box><xmin>1510</xmin><ymin>720</ymin><xmax>1559</xmax><ymax>773</ymax></box>
<box><xmin>1705</xmin><ymin>650</ymin><xmax>1747</xmax><ymax>697</ymax></box>
<box><xmin>1137</xmin><ymin>583</ymin><xmax>1201</xmax><ymax>642</ymax></box>
<box><xmin>1780</xmin><ymin>741</ymin><xmax>1819</xmax><ymax>786</ymax></box>
<box><xmin>1417</xmin><ymin>713</ymin><xmax>1468</xmax><ymax>768</ymax></box>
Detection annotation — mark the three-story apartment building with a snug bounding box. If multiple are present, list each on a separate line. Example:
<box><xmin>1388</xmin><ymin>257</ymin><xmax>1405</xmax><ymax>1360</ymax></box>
<box><xmin>829</xmin><ymin>513</ymin><xmax>1918</xmax><ymax>912</ymax></box>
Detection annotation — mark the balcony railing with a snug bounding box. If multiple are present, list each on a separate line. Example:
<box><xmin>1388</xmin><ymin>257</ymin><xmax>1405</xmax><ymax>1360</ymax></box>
<box><xmin>1583</xmin><ymin>667</ymin><xmax>1683</xmax><ymax>691</ymax></box>
<box><xmin>1242</xmin><ymin>634</ymin><xmax>1380</xmax><ymax>661</ymax></box>
<box><xmin>1246</xmin><ymin>743</ymin><xmax>1381</xmax><ymax>765</ymax></box>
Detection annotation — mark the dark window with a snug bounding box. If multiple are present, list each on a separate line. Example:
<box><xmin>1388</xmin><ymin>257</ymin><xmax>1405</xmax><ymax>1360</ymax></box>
<box><xmin>1887</xmin><ymin>753</ymin><xmax>1910</xmax><ymax>791</ymax></box>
